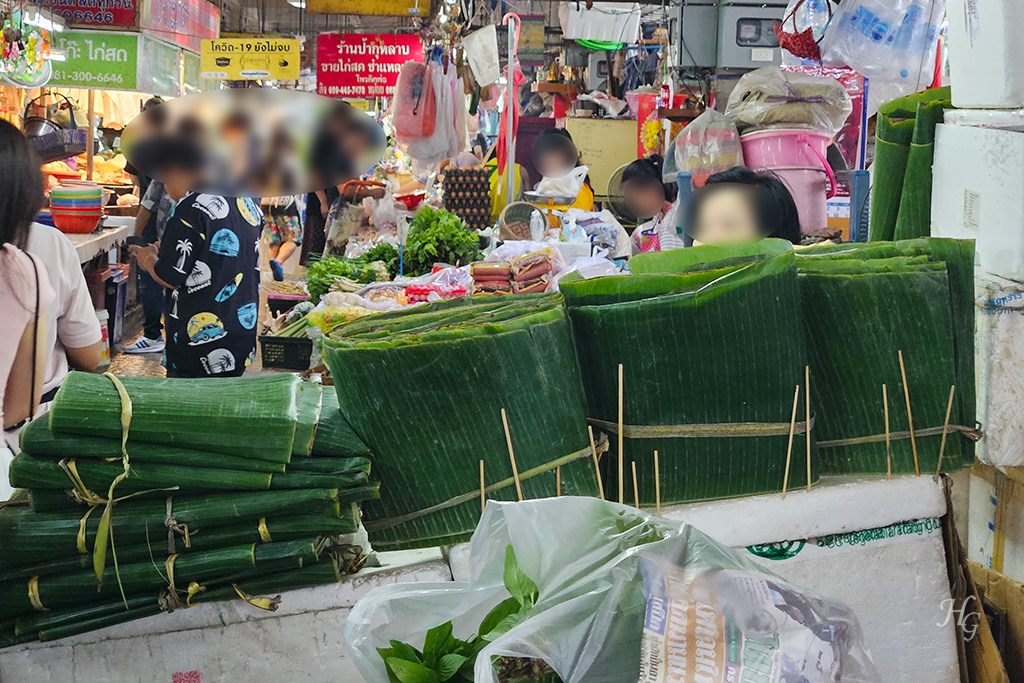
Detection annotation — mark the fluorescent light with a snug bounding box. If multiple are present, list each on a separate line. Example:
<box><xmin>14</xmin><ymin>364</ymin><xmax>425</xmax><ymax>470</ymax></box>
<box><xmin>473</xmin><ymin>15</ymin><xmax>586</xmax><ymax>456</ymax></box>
<box><xmin>287</xmin><ymin>0</ymin><xmax>305</xmax><ymax>6</ymax></box>
<box><xmin>49</xmin><ymin>50</ymin><xmax>67</xmax><ymax>62</ymax></box>
<box><xmin>23</xmin><ymin>8</ymin><xmax>65</xmax><ymax>32</ymax></box>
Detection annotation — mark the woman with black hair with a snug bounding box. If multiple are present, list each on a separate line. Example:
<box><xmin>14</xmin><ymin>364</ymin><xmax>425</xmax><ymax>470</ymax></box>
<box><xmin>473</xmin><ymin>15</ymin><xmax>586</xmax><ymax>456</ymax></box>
<box><xmin>621</xmin><ymin>154</ymin><xmax>684</xmax><ymax>254</ymax></box>
<box><xmin>531</xmin><ymin>128</ymin><xmax>594</xmax><ymax>212</ymax></box>
<box><xmin>687</xmin><ymin>166</ymin><xmax>803</xmax><ymax>246</ymax></box>
<box><xmin>0</xmin><ymin>120</ymin><xmax>53</xmax><ymax>499</ymax></box>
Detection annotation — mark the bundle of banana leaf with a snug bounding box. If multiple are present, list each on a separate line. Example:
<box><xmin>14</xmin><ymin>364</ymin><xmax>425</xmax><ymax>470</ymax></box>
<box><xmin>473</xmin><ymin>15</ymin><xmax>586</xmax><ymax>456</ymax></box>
<box><xmin>1</xmin><ymin>372</ymin><xmax>381</xmax><ymax>647</ymax></box>
<box><xmin>322</xmin><ymin>294</ymin><xmax>602</xmax><ymax>551</ymax></box>
<box><xmin>562</xmin><ymin>240</ymin><xmax>813</xmax><ymax>505</ymax></box>
<box><xmin>794</xmin><ymin>238</ymin><xmax>976</xmax><ymax>474</ymax></box>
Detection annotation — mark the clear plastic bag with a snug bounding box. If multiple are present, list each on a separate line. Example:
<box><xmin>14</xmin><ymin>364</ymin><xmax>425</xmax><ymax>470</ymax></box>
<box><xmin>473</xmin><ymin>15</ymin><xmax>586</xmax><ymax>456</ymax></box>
<box><xmin>820</xmin><ymin>0</ymin><xmax>944</xmax><ymax>90</ymax></box>
<box><xmin>343</xmin><ymin>498</ymin><xmax>881</xmax><ymax>683</ymax></box>
<box><xmin>672</xmin><ymin>109</ymin><xmax>745</xmax><ymax>187</ymax></box>
<box><xmin>534</xmin><ymin>165</ymin><xmax>589</xmax><ymax>200</ymax></box>
<box><xmin>397</xmin><ymin>61</ymin><xmax>460</xmax><ymax>167</ymax></box>
<box><xmin>637</xmin><ymin>527</ymin><xmax>881</xmax><ymax>683</ymax></box>
<box><xmin>725</xmin><ymin>66</ymin><xmax>853</xmax><ymax>137</ymax></box>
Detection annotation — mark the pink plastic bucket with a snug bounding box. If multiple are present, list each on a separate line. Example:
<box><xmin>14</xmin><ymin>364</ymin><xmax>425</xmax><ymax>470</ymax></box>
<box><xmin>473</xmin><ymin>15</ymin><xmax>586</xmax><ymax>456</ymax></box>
<box><xmin>740</xmin><ymin>128</ymin><xmax>837</xmax><ymax>234</ymax></box>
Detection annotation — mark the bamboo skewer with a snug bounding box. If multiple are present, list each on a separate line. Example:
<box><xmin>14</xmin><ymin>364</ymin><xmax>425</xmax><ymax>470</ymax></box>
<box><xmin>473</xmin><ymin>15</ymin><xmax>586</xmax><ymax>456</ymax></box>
<box><xmin>480</xmin><ymin>460</ymin><xmax>486</xmax><ymax>513</ymax></box>
<box><xmin>897</xmin><ymin>350</ymin><xmax>921</xmax><ymax>476</ymax></box>
<box><xmin>654</xmin><ymin>450</ymin><xmax>662</xmax><ymax>516</ymax></box>
<box><xmin>588</xmin><ymin>425</ymin><xmax>605</xmax><ymax>500</ymax></box>
<box><xmin>883</xmin><ymin>384</ymin><xmax>892</xmax><ymax>480</ymax></box>
<box><xmin>500</xmin><ymin>408</ymin><xmax>524</xmax><ymax>501</ymax></box>
<box><xmin>556</xmin><ymin>466</ymin><xmax>561</xmax><ymax>497</ymax></box>
<box><xmin>805</xmin><ymin>366</ymin><xmax>812</xmax><ymax>493</ymax></box>
<box><xmin>936</xmin><ymin>385</ymin><xmax>956</xmax><ymax>478</ymax></box>
<box><xmin>631</xmin><ymin>461</ymin><xmax>640</xmax><ymax>508</ymax></box>
<box><xmin>782</xmin><ymin>384</ymin><xmax>800</xmax><ymax>499</ymax></box>
<box><xmin>617</xmin><ymin>363</ymin><xmax>624</xmax><ymax>504</ymax></box>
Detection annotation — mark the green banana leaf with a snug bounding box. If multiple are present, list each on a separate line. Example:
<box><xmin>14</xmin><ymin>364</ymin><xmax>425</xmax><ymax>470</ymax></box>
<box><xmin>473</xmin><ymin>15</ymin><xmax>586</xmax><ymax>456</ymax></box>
<box><xmin>323</xmin><ymin>294</ymin><xmax>600</xmax><ymax>551</ymax></box>
<box><xmin>19</xmin><ymin>417</ymin><xmax>286</xmax><ymax>474</ymax></box>
<box><xmin>894</xmin><ymin>98</ymin><xmax>952</xmax><ymax>240</ymax></box>
<box><xmin>869</xmin><ymin>87</ymin><xmax>951</xmax><ymax>242</ymax></box>
<box><xmin>292</xmin><ymin>382</ymin><xmax>323</xmax><ymax>457</ymax></box>
<box><xmin>48</xmin><ymin>373</ymin><xmax>301</xmax><ymax>463</ymax></box>
<box><xmin>561</xmin><ymin>245</ymin><xmax>814</xmax><ymax>504</ymax></box>
<box><xmin>310</xmin><ymin>391</ymin><xmax>372</xmax><ymax>458</ymax></box>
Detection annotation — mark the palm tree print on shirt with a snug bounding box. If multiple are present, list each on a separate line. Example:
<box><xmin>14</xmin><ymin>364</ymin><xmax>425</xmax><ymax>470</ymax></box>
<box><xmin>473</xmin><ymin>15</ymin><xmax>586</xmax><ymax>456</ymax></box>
<box><xmin>174</xmin><ymin>239</ymin><xmax>193</xmax><ymax>274</ymax></box>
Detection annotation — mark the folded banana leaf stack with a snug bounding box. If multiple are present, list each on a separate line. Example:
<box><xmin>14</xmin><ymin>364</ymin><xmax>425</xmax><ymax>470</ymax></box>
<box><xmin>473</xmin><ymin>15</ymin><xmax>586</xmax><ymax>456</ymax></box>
<box><xmin>561</xmin><ymin>240</ymin><xmax>814</xmax><ymax>505</ymax></box>
<box><xmin>794</xmin><ymin>238</ymin><xmax>976</xmax><ymax>474</ymax></box>
<box><xmin>322</xmin><ymin>293</ymin><xmax>602</xmax><ymax>551</ymax></box>
<box><xmin>1</xmin><ymin>372</ymin><xmax>380</xmax><ymax>646</ymax></box>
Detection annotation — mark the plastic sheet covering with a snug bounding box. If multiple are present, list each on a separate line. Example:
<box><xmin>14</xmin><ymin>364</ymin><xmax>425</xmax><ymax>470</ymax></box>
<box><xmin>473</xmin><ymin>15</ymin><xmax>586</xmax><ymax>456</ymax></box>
<box><xmin>344</xmin><ymin>497</ymin><xmax>880</xmax><ymax>683</ymax></box>
<box><xmin>672</xmin><ymin>109</ymin><xmax>744</xmax><ymax>187</ymax></box>
<box><xmin>975</xmin><ymin>270</ymin><xmax>1024</xmax><ymax>467</ymax></box>
<box><xmin>725</xmin><ymin>67</ymin><xmax>852</xmax><ymax>137</ymax></box>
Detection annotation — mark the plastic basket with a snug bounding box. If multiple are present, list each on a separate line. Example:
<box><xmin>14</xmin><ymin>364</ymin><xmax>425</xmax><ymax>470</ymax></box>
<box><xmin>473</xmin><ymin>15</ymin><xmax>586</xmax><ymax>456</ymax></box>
<box><xmin>259</xmin><ymin>335</ymin><xmax>313</xmax><ymax>371</ymax></box>
<box><xmin>24</xmin><ymin>93</ymin><xmax>88</xmax><ymax>164</ymax></box>
<box><xmin>267</xmin><ymin>293</ymin><xmax>309</xmax><ymax>317</ymax></box>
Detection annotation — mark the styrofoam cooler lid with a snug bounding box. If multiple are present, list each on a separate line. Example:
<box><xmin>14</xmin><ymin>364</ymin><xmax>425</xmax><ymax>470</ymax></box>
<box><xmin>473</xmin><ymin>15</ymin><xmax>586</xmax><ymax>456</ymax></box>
<box><xmin>944</xmin><ymin>108</ymin><xmax>1024</xmax><ymax>132</ymax></box>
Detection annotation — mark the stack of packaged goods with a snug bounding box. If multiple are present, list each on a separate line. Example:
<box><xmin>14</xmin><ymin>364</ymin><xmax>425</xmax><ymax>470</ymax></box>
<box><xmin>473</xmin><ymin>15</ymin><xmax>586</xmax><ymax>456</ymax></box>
<box><xmin>471</xmin><ymin>262</ymin><xmax>512</xmax><ymax>294</ymax></box>
<box><xmin>0</xmin><ymin>373</ymin><xmax>378</xmax><ymax>646</ymax></box>
<box><xmin>510</xmin><ymin>249</ymin><xmax>553</xmax><ymax>294</ymax></box>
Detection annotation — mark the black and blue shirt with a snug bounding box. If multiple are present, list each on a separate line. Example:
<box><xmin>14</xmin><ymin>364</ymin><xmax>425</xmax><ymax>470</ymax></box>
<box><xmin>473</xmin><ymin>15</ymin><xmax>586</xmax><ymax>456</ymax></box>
<box><xmin>154</xmin><ymin>193</ymin><xmax>262</xmax><ymax>377</ymax></box>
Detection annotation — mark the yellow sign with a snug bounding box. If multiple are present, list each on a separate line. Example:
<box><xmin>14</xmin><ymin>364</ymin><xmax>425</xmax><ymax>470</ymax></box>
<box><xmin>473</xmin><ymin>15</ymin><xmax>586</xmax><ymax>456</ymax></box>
<box><xmin>200</xmin><ymin>38</ymin><xmax>300</xmax><ymax>80</ymax></box>
<box><xmin>304</xmin><ymin>0</ymin><xmax>423</xmax><ymax>16</ymax></box>
<box><xmin>344</xmin><ymin>98</ymin><xmax>371</xmax><ymax>111</ymax></box>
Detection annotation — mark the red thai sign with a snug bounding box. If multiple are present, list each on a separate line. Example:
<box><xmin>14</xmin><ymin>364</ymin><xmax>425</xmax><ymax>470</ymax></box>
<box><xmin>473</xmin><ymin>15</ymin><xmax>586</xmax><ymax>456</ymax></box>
<box><xmin>52</xmin><ymin>0</ymin><xmax>138</xmax><ymax>28</ymax></box>
<box><xmin>141</xmin><ymin>0</ymin><xmax>219</xmax><ymax>53</ymax></box>
<box><xmin>317</xmin><ymin>33</ymin><xmax>425</xmax><ymax>99</ymax></box>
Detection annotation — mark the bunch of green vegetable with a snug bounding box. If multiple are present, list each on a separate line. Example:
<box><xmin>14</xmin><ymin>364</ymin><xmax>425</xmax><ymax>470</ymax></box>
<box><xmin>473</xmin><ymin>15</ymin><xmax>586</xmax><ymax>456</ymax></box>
<box><xmin>378</xmin><ymin>547</ymin><xmax>561</xmax><ymax>683</ymax></box>
<box><xmin>404</xmin><ymin>207</ymin><xmax>481</xmax><ymax>277</ymax></box>
<box><xmin>306</xmin><ymin>258</ymin><xmax>391</xmax><ymax>303</ymax></box>
<box><xmin>362</xmin><ymin>243</ymin><xmax>401</xmax><ymax>279</ymax></box>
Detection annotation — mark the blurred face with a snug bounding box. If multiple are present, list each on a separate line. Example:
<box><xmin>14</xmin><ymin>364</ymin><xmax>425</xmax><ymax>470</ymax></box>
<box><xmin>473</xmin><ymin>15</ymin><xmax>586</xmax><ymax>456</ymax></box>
<box><xmin>690</xmin><ymin>185</ymin><xmax>764</xmax><ymax>246</ymax></box>
<box><xmin>535</xmin><ymin>150</ymin><xmax>574</xmax><ymax>179</ymax></box>
<box><xmin>622</xmin><ymin>177</ymin><xmax>666</xmax><ymax>220</ymax></box>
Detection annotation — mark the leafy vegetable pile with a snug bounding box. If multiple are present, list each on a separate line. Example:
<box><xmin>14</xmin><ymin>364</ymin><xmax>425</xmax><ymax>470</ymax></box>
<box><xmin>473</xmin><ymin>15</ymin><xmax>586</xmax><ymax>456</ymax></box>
<box><xmin>378</xmin><ymin>547</ymin><xmax>562</xmax><ymax>683</ymax></box>
<box><xmin>404</xmin><ymin>207</ymin><xmax>482</xmax><ymax>277</ymax></box>
<box><xmin>306</xmin><ymin>257</ymin><xmax>391</xmax><ymax>303</ymax></box>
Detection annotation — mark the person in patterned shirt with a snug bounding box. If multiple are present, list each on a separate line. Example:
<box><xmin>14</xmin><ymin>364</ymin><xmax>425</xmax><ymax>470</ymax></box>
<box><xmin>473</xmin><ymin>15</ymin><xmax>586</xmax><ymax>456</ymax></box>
<box><xmin>130</xmin><ymin>149</ymin><xmax>262</xmax><ymax>378</ymax></box>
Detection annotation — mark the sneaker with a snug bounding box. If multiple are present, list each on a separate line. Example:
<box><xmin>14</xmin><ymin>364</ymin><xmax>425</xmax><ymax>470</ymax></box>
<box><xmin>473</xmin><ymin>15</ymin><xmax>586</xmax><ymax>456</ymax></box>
<box><xmin>124</xmin><ymin>336</ymin><xmax>165</xmax><ymax>354</ymax></box>
<box><xmin>269</xmin><ymin>259</ymin><xmax>284</xmax><ymax>282</ymax></box>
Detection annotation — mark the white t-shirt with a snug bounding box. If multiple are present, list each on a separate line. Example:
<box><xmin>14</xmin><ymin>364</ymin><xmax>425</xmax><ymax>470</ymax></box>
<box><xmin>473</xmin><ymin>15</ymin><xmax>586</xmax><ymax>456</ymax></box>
<box><xmin>26</xmin><ymin>223</ymin><xmax>103</xmax><ymax>395</ymax></box>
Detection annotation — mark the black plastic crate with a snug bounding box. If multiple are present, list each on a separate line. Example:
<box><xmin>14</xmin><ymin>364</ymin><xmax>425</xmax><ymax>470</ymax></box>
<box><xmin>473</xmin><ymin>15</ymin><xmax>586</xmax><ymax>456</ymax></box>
<box><xmin>259</xmin><ymin>335</ymin><xmax>313</xmax><ymax>371</ymax></box>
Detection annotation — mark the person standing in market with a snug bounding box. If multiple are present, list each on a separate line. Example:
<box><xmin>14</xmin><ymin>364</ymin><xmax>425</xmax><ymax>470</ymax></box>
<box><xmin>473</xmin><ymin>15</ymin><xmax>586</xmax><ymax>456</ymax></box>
<box><xmin>263</xmin><ymin>194</ymin><xmax>303</xmax><ymax>281</ymax></box>
<box><xmin>130</xmin><ymin>144</ymin><xmax>262</xmax><ymax>378</ymax></box>
<box><xmin>124</xmin><ymin>178</ymin><xmax>175</xmax><ymax>354</ymax></box>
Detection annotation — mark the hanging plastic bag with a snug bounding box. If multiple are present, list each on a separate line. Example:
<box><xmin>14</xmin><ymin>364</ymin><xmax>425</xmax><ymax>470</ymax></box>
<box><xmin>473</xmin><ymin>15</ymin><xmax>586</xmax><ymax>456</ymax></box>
<box><xmin>673</xmin><ymin>109</ymin><xmax>745</xmax><ymax>187</ymax></box>
<box><xmin>393</xmin><ymin>62</ymin><xmax>437</xmax><ymax>140</ymax></box>
<box><xmin>775</xmin><ymin>0</ymin><xmax>834</xmax><ymax>61</ymax></box>
<box><xmin>400</xmin><ymin>61</ymin><xmax>459</xmax><ymax>169</ymax></box>
<box><xmin>534</xmin><ymin>165</ymin><xmax>589</xmax><ymax>200</ymax></box>
<box><xmin>725</xmin><ymin>66</ymin><xmax>853</xmax><ymax>137</ymax></box>
<box><xmin>820</xmin><ymin>0</ymin><xmax>945</xmax><ymax>91</ymax></box>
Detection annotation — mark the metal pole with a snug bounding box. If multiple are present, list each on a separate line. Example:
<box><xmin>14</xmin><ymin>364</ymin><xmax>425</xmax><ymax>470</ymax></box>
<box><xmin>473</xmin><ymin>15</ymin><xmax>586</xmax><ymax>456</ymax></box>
<box><xmin>86</xmin><ymin>90</ymin><xmax>94</xmax><ymax>181</ymax></box>
<box><xmin>504</xmin><ymin>14</ymin><xmax>518</xmax><ymax>206</ymax></box>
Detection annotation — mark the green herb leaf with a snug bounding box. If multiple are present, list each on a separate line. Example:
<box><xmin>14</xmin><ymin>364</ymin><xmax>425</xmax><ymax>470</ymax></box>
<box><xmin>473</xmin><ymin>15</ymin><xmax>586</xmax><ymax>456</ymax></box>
<box><xmin>422</xmin><ymin>621</ymin><xmax>456</xmax><ymax>667</ymax></box>
<box><xmin>503</xmin><ymin>546</ymin><xmax>539</xmax><ymax>609</ymax></box>
<box><xmin>482</xmin><ymin>612</ymin><xmax>525</xmax><ymax>642</ymax></box>
<box><xmin>389</xmin><ymin>639</ymin><xmax>423</xmax><ymax>664</ymax></box>
<box><xmin>386</xmin><ymin>658</ymin><xmax>441</xmax><ymax>683</ymax></box>
<box><xmin>479</xmin><ymin>597</ymin><xmax>521</xmax><ymax>637</ymax></box>
<box><xmin>438</xmin><ymin>654</ymin><xmax>469</xmax><ymax>681</ymax></box>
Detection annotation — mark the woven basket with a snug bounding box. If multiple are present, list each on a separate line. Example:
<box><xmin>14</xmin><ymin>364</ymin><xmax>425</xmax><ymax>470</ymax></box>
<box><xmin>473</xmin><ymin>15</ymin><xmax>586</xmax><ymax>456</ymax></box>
<box><xmin>499</xmin><ymin>201</ymin><xmax>540</xmax><ymax>241</ymax></box>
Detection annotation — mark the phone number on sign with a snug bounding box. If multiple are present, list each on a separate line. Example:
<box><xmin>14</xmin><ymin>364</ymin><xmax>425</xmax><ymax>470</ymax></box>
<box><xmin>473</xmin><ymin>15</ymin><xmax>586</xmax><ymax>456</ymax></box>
<box><xmin>52</xmin><ymin>70</ymin><xmax>124</xmax><ymax>85</ymax></box>
<box><xmin>318</xmin><ymin>84</ymin><xmax>394</xmax><ymax>97</ymax></box>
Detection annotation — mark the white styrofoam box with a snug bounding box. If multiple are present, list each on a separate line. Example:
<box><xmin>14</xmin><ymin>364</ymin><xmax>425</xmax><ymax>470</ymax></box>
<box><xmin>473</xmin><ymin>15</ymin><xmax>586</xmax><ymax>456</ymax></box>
<box><xmin>558</xmin><ymin>2</ymin><xmax>641</xmax><ymax>43</ymax></box>
<box><xmin>451</xmin><ymin>475</ymin><xmax>956</xmax><ymax>683</ymax></box>
<box><xmin>0</xmin><ymin>549</ymin><xmax>450</xmax><ymax>683</ymax></box>
<box><xmin>945</xmin><ymin>107</ymin><xmax>1024</xmax><ymax>132</ymax></box>
<box><xmin>932</xmin><ymin>123</ymin><xmax>1024</xmax><ymax>281</ymax></box>
<box><xmin>946</xmin><ymin>0</ymin><xmax>1024</xmax><ymax>109</ymax></box>
<box><xmin>975</xmin><ymin>269</ymin><xmax>1024</xmax><ymax>467</ymax></box>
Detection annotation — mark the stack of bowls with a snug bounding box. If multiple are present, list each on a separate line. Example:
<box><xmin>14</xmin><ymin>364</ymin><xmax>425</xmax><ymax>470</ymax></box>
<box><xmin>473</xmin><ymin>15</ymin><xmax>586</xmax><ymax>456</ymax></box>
<box><xmin>50</xmin><ymin>183</ymin><xmax>103</xmax><ymax>234</ymax></box>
